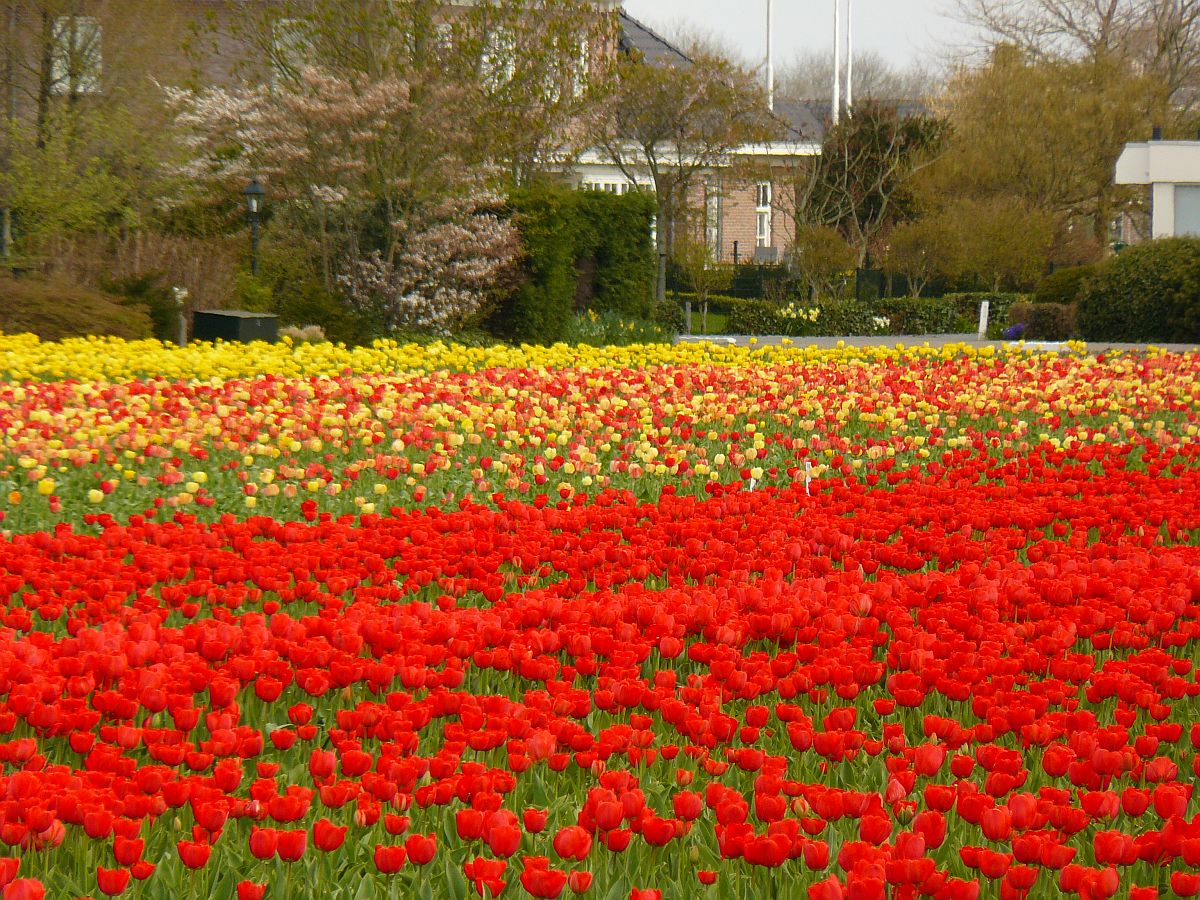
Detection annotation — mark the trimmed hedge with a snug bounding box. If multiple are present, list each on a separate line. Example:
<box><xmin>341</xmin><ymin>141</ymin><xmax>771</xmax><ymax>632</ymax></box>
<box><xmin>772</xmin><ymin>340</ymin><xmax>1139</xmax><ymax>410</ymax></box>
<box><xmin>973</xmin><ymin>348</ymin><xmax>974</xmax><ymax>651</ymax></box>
<box><xmin>1033</xmin><ymin>266</ymin><xmax>1094</xmax><ymax>305</ymax></box>
<box><xmin>1007</xmin><ymin>302</ymin><xmax>1077</xmax><ymax>341</ymax></box>
<box><xmin>0</xmin><ymin>275</ymin><xmax>152</xmax><ymax>340</ymax></box>
<box><xmin>1078</xmin><ymin>239</ymin><xmax>1200</xmax><ymax>343</ymax></box>
<box><xmin>876</xmin><ymin>298</ymin><xmax>973</xmax><ymax>335</ymax></box>
<box><xmin>692</xmin><ymin>293</ymin><xmax>996</xmax><ymax>337</ymax></box>
<box><xmin>494</xmin><ymin>185</ymin><xmax>656</xmax><ymax>344</ymax></box>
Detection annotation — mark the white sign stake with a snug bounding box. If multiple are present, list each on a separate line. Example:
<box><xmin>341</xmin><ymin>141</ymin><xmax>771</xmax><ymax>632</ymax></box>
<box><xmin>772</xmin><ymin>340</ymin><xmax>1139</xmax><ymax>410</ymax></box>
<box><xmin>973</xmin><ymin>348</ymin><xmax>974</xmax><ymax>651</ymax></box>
<box><xmin>977</xmin><ymin>300</ymin><xmax>990</xmax><ymax>341</ymax></box>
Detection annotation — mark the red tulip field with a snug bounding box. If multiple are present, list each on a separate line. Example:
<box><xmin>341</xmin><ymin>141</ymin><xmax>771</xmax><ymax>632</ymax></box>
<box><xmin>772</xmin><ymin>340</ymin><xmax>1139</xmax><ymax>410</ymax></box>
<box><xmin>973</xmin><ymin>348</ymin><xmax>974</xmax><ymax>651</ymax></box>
<box><xmin>0</xmin><ymin>339</ymin><xmax>1198</xmax><ymax>899</ymax></box>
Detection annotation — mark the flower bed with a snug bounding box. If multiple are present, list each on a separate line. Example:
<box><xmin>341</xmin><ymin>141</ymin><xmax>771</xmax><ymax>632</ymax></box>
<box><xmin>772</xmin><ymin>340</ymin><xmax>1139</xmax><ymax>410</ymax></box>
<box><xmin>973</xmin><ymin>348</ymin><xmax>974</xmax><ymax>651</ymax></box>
<box><xmin>0</xmin><ymin>337</ymin><xmax>1196</xmax><ymax>899</ymax></box>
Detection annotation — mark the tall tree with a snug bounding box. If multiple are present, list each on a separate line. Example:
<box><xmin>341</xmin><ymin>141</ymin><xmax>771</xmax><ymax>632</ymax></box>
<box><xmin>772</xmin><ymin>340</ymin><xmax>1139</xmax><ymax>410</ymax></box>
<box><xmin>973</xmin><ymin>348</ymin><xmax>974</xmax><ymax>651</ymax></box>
<box><xmin>782</xmin><ymin>102</ymin><xmax>948</xmax><ymax>268</ymax></box>
<box><xmin>956</xmin><ymin>0</ymin><xmax>1200</xmax><ymax>116</ymax></box>
<box><xmin>925</xmin><ymin>44</ymin><xmax>1158</xmax><ymax>245</ymax></box>
<box><xmin>0</xmin><ymin>0</ymin><xmax>188</xmax><ymax>254</ymax></box>
<box><xmin>592</xmin><ymin>49</ymin><xmax>775</xmax><ymax>303</ymax></box>
<box><xmin>229</xmin><ymin>0</ymin><xmax>610</xmax><ymax>188</ymax></box>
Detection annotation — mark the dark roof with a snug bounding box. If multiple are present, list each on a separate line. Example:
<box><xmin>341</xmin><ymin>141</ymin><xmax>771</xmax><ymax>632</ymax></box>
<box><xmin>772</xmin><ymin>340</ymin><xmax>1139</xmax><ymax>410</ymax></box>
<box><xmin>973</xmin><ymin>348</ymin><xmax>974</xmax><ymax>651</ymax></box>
<box><xmin>772</xmin><ymin>99</ymin><xmax>829</xmax><ymax>143</ymax></box>
<box><xmin>617</xmin><ymin>12</ymin><xmax>692</xmax><ymax>67</ymax></box>
<box><xmin>771</xmin><ymin>99</ymin><xmax>933</xmax><ymax>144</ymax></box>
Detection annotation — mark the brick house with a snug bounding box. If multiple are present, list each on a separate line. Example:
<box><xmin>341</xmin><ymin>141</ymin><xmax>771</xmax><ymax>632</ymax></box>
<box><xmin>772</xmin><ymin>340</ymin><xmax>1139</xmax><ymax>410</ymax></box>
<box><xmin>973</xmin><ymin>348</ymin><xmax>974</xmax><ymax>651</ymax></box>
<box><xmin>571</xmin><ymin>13</ymin><xmax>823</xmax><ymax>266</ymax></box>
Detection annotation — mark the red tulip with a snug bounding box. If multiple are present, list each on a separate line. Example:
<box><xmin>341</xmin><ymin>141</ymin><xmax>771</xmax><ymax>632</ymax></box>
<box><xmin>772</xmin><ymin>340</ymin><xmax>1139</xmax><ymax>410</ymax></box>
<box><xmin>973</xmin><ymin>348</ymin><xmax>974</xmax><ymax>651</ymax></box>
<box><xmin>248</xmin><ymin>827</ymin><xmax>277</xmax><ymax>860</ymax></box>
<box><xmin>523</xmin><ymin>808</ymin><xmax>549</xmax><ymax>833</ymax></box>
<box><xmin>568</xmin><ymin>871</ymin><xmax>593</xmax><ymax>894</ymax></box>
<box><xmin>236</xmin><ymin>884</ymin><xmax>267</xmax><ymax>900</ymax></box>
<box><xmin>374</xmin><ymin>845</ymin><xmax>406</xmax><ymax>874</ymax></box>
<box><xmin>521</xmin><ymin>861</ymin><xmax>568</xmax><ymax>899</ymax></box>
<box><xmin>3</xmin><ymin>880</ymin><xmax>45</xmax><ymax>900</ymax></box>
<box><xmin>405</xmin><ymin>833</ymin><xmax>437</xmax><ymax>866</ymax></box>
<box><xmin>276</xmin><ymin>830</ymin><xmax>306</xmax><ymax>862</ymax></box>
<box><xmin>312</xmin><ymin>819</ymin><xmax>347</xmax><ymax>852</ymax></box>
<box><xmin>176</xmin><ymin>841</ymin><xmax>211</xmax><ymax>870</ymax></box>
<box><xmin>95</xmin><ymin>868</ymin><xmax>130</xmax><ymax>897</ymax></box>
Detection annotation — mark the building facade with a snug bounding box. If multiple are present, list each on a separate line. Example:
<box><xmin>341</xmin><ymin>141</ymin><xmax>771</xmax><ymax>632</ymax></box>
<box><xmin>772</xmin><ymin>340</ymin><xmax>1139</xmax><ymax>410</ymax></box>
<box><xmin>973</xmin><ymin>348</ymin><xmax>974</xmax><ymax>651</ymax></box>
<box><xmin>1116</xmin><ymin>137</ymin><xmax>1200</xmax><ymax>239</ymax></box>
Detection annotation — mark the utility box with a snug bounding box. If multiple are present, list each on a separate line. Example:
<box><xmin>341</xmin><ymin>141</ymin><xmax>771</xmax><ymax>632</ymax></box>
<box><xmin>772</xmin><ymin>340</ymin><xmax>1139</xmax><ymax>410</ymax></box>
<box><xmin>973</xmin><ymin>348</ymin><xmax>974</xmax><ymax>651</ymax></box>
<box><xmin>192</xmin><ymin>310</ymin><xmax>279</xmax><ymax>344</ymax></box>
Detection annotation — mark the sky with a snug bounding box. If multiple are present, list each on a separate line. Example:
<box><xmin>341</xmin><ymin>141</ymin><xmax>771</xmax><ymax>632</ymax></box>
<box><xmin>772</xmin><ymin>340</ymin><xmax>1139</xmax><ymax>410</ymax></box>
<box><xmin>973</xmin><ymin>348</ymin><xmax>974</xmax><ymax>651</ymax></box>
<box><xmin>620</xmin><ymin>0</ymin><xmax>971</xmax><ymax>70</ymax></box>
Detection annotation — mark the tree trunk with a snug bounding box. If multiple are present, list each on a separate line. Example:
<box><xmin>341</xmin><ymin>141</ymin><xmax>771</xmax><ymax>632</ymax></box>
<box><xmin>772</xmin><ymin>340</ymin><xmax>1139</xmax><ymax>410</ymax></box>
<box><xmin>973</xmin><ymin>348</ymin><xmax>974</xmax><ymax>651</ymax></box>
<box><xmin>35</xmin><ymin>12</ymin><xmax>53</xmax><ymax>151</ymax></box>
<box><xmin>655</xmin><ymin>197</ymin><xmax>669</xmax><ymax>305</ymax></box>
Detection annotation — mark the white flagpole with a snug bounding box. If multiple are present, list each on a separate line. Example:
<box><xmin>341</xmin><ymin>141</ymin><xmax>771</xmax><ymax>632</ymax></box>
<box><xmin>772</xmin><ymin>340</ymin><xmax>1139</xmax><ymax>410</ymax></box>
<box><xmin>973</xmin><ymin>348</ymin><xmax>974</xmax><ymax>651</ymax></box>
<box><xmin>846</xmin><ymin>0</ymin><xmax>853</xmax><ymax>113</ymax></box>
<box><xmin>832</xmin><ymin>0</ymin><xmax>841</xmax><ymax>125</ymax></box>
<box><xmin>766</xmin><ymin>0</ymin><xmax>775</xmax><ymax>111</ymax></box>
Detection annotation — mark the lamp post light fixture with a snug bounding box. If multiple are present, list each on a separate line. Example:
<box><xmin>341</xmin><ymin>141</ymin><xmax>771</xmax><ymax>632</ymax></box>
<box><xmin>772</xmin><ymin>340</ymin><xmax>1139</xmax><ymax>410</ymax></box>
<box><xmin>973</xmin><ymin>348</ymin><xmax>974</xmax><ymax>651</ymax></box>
<box><xmin>243</xmin><ymin>178</ymin><xmax>265</xmax><ymax>276</ymax></box>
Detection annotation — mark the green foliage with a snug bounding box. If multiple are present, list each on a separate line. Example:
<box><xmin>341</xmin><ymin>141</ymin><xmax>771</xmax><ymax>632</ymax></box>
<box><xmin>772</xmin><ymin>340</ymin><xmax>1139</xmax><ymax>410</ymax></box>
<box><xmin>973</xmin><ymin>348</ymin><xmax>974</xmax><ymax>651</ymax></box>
<box><xmin>877</xmin><ymin>297</ymin><xmax>975</xmax><ymax>335</ymax></box>
<box><xmin>885</xmin><ymin>216</ymin><xmax>963</xmax><ymax>297</ymax></box>
<box><xmin>102</xmin><ymin>273</ymin><xmax>179</xmax><ymax>343</ymax></box>
<box><xmin>949</xmin><ymin>197</ymin><xmax>1055</xmax><ymax>291</ymax></box>
<box><xmin>944</xmin><ymin>292</ymin><xmax>1024</xmax><ymax>331</ymax></box>
<box><xmin>497</xmin><ymin>186</ymin><xmax>579</xmax><ymax>344</ymax></box>
<box><xmin>1032</xmin><ymin>265</ymin><xmax>1096</xmax><ymax>305</ymax></box>
<box><xmin>561</xmin><ymin>310</ymin><xmax>670</xmax><ymax>347</ymax></box>
<box><xmin>1008</xmin><ymin>302</ymin><xmax>1078</xmax><ymax>340</ymax></box>
<box><xmin>725</xmin><ymin>299</ymin><xmax>781</xmax><ymax>336</ymax></box>
<box><xmin>791</xmin><ymin>225</ymin><xmax>856</xmax><ymax>299</ymax></box>
<box><xmin>578</xmin><ymin>191</ymin><xmax>656</xmax><ymax>318</ymax></box>
<box><xmin>495</xmin><ymin>185</ymin><xmax>655</xmax><ymax>344</ymax></box>
<box><xmin>652</xmin><ymin>298</ymin><xmax>685</xmax><ymax>333</ymax></box>
<box><xmin>1077</xmin><ymin>238</ymin><xmax>1200</xmax><ymax>342</ymax></box>
<box><xmin>0</xmin><ymin>276</ymin><xmax>152</xmax><ymax>341</ymax></box>
<box><xmin>814</xmin><ymin>301</ymin><xmax>891</xmax><ymax>337</ymax></box>
<box><xmin>234</xmin><ymin>273</ymin><xmax>275</xmax><ymax>313</ymax></box>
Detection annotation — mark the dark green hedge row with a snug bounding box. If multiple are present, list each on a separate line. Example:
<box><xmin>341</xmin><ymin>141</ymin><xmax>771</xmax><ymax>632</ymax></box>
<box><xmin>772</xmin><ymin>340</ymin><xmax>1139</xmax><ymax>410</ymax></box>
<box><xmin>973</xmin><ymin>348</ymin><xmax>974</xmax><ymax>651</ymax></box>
<box><xmin>490</xmin><ymin>185</ymin><xmax>656</xmax><ymax>344</ymax></box>
<box><xmin>665</xmin><ymin>292</ymin><xmax>1023</xmax><ymax>337</ymax></box>
<box><xmin>1007</xmin><ymin>302</ymin><xmax>1077</xmax><ymax>341</ymax></box>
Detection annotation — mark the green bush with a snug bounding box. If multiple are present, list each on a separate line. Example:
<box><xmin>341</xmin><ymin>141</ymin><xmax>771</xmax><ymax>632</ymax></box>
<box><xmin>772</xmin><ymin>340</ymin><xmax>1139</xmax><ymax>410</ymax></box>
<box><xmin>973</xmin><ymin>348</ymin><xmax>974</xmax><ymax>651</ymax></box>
<box><xmin>945</xmin><ymin>292</ymin><xmax>1024</xmax><ymax>333</ymax></box>
<box><xmin>652</xmin><ymin>298</ymin><xmax>684</xmax><ymax>333</ymax></box>
<box><xmin>562</xmin><ymin>310</ymin><xmax>670</xmax><ymax>347</ymax></box>
<box><xmin>1007</xmin><ymin>302</ymin><xmax>1077</xmax><ymax>340</ymax></box>
<box><xmin>816</xmin><ymin>301</ymin><xmax>890</xmax><ymax>336</ymax></box>
<box><xmin>876</xmin><ymin>297</ymin><xmax>974</xmax><ymax>335</ymax></box>
<box><xmin>726</xmin><ymin>299</ymin><xmax>781</xmax><ymax>335</ymax></box>
<box><xmin>234</xmin><ymin>272</ymin><xmax>274</xmax><ymax>313</ymax></box>
<box><xmin>577</xmin><ymin>191</ymin><xmax>656</xmax><ymax>318</ymax></box>
<box><xmin>495</xmin><ymin>184</ymin><xmax>655</xmax><ymax>344</ymax></box>
<box><xmin>1033</xmin><ymin>266</ymin><xmax>1094</xmax><ymax>305</ymax></box>
<box><xmin>0</xmin><ymin>275</ymin><xmax>152</xmax><ymax>340</ymax></box>
<box><xmin>103</xmin><ymin>273</ymin><xmax>178</xmax><ymax>342</ymax></box>
<box><xmin>1078</xmin><ymin>238</ymin><xmax>1200</xmax><ymax>342</ymax></box>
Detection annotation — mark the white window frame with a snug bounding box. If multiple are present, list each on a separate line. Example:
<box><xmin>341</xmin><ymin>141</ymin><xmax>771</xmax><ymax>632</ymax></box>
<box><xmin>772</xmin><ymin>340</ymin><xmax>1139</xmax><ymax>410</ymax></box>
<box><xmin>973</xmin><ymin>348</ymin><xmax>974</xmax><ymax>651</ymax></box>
<box><xmin>705</xmin><ymin>189</ymin><xmax>721</xmax><ymax>257</ymax></box>
<box><xmin>573</xmin><ymin>38</ymin><xmax>590</xmax><ymax>98</ymax></box>
<box><xmin>272</xmin><ymin>18</ymin><xmax>313</xmax><ymax>83</ymax></box>
<box><xmin>50</xmin><ymin>16</ymin><xmax>102</xmax><ymax>96</ymax></box>
<box><xmin>482</xmin><ymin>27</ymin><xmax>517</xmax><ymax>91</ymax></box>
<box><xmin>756</xmin><ymin>182</ymin><xmax>773</xmax><ymax>248</ymax></box>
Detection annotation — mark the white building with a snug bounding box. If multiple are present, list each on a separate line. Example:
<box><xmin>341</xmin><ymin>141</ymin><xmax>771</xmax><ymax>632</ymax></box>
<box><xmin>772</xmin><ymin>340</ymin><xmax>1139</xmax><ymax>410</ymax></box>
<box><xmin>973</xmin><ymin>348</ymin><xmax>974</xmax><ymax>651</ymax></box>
<box><xmin>1115</xmin><ymin>137</ymin><xmax>1200</xmax><ymax>239</ymax></box>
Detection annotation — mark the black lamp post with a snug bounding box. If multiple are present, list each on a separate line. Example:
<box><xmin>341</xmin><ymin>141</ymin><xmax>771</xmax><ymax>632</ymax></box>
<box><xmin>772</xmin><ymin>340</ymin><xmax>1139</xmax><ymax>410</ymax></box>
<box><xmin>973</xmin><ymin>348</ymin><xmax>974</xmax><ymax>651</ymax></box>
<box><xmin>243</xmin><ymin>178</ymin><xmax>265</xmax><ymax>276</ymax></box>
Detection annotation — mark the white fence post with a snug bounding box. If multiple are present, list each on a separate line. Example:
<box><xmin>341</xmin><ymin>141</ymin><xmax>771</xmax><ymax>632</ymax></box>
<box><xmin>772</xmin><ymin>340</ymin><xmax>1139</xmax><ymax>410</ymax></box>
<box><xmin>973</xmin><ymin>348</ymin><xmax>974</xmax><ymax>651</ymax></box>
<box><xmin>977</xmin><ymin>300</ymin><xmax>990</xmax><ymax>341</ymax></box>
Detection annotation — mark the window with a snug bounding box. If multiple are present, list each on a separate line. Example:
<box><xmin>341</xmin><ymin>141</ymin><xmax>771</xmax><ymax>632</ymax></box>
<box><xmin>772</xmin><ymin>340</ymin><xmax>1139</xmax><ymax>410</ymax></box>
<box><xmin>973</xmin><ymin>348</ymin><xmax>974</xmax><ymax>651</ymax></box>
<box><xmin>573</xmin><ymin>38</ymin><xmax>590</xmax><ymax>98</ymax></box>
<box><xmin>482</xmin><ymin>28</ymin><xmax>517</xmax><ymax>91</ymax></box>
<box><xmin>1175</xmin><ymin>185</ymin><xmax>1200</xmax><ymax>237</ymax></box>
<box><xmin>755</xmin><ymin>182</ymin><xmax>772</xmax><ymax>248</ymax></box>
<box><xmin>705</xmin><ymin>190</ymin><xmax>721</xmax><ymax>257</ymax></box>
<box><xmin>272</xmin><ymin>18</ymin><xmax>313</xmax><ymax>82</ymax></box>
<box><xmin>51</xmin><ymin>16</ymin><xmax>101</xmax><ymax>95</ymax></box>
